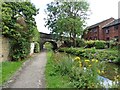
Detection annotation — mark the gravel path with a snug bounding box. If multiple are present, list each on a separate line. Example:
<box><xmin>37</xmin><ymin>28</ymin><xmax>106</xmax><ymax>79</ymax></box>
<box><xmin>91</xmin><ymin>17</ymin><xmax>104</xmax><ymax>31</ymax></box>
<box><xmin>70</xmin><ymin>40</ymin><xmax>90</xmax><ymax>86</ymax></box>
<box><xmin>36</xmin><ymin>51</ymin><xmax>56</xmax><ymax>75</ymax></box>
<box><xmin>3</xmin><ymin>52</ymin><xmax>47</xmax><ymax>88</ymax></box>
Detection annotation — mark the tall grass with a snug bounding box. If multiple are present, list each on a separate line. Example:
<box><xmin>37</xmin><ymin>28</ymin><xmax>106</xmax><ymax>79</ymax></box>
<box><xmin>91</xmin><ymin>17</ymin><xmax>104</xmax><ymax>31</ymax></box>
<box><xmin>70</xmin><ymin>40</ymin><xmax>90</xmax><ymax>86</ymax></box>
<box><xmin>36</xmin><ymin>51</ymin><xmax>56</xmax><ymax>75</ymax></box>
<box><xmin>45</xmin><ymin>51</ymin><xmax>71</xmax><ymax>88</ymax></box>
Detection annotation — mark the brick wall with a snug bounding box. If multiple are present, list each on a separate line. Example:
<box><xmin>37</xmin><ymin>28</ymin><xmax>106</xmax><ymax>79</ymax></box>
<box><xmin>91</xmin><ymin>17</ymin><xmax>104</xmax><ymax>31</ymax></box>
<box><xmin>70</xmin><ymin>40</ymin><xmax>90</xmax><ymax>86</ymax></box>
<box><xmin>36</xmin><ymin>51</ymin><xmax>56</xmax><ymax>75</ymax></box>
<box><xmin>103</xmin><ymin>24</ymin><xmax>119</xmax><ymax>41</ymax></box>
<box><xmin>98</xmin><ymin>18</ymin><xmax>114</xmax><ymax>40</ymax></box>
<box><xmin>0</xmin><ymin>36</ymin><xmax>10</xmax><ymax>62</ymax></box>
<box><xmin>118</xmin><ymin>24</ymin><xmax>120</xmax><ymax>42</ymax></box>
<box><xmin>85</xmin><ymin>26</ymin><xmax>99</xmax><ymax>40</ymax></box>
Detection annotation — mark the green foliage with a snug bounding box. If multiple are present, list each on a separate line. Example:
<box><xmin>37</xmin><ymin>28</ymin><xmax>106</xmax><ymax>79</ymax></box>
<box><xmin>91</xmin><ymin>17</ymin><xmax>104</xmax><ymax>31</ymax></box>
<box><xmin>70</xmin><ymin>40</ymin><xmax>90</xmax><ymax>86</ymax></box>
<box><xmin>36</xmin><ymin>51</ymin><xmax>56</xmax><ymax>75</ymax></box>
<box><xmin>32</xmin><ymin>27</ymin><xmax>40</xmax><ymax>42</ymax></box>
<box><xmin>85</xmin><ymin>40</ymin><xmax>95</xmax><ymax>48</ymax></box>
<box><xmin>10</xmin><ymin>39</ymin><xmax>30</xmax><ymax>61</ymax></box>
<box><xmin>2</xmin><ymin>1</ymin><xmax>39</xmax><ymax>60</ymax></box>
<box><xmin>44</xmin><ymin>42</ymin><xmax>53</xmax><ymax>51</ymax></box>
<box><xmin>45</xmin><ymin>51</ymin><xmax>71</xmax><ymax>88</ymax></box>
<box><xmin>84</xmin><ymin>40</ymin><xmax>106</xmax><ymax>49</ymax></box>
<box><xmin>0</xmin><ymin>61</ymin><xmax>24</xmax><ymax>85</ymax></box>
<box><xmin>47</xmin><ymin>52</ymin><xmax>108</xmax><ymax>88</ymax></box>
<box><xmin>34</xmin><ymin>42</ymin><xmax>40</xmax><ymax>53</ymax></box>
<box><xmin>45</xmin><ymin>1</ymin><xmax>89</xmax><ymax>46</ymax></box>
<box><xmin>58</xmin><ymin>47</ymin><xmax>118</xmax><ymax>62</ymax></box>
<box><xmin>76</xmin><ymin>39</ymin><xmax>85</xmax><ymax>47</ymax></box>
<box><xmin>94</xmin><ymin>40</ymin><xmax>106</xmax><ymax>49</ymax></box>
<box><xmin>70</xmin><ymin>65</ymin><xmax>101</xmax><ymax>88</ymax></box>
<box><xmin>53</xmin><ymin>54</ymin><xmax>73</xmax><ymax>75</ymax></box>
<box><xmin>46</xmin><ymin>51</ymin><xmax>119</xmax><ymax>88</ymax></box>
<box><xmin>109</xmin><ymin>39</ymin><xmax>119</xmax><ymax>49</ymax></box>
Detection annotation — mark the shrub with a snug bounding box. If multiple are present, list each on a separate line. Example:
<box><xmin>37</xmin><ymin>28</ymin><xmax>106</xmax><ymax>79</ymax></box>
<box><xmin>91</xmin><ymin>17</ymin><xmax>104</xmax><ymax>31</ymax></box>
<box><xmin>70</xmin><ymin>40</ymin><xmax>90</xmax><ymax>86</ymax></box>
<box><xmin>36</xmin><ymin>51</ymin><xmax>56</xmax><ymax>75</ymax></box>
<box><xmin>85</xmin><ymin>40</ymin><xmax>95</xmax><ymax>48</ymax></box>
<box><xmin>76</xmin><ymin>39</ymin><xmax>85</xmax><ymax>47</ymax></box>
<box><xmin>58</xmin><ymin>47</ymin><xmax>118</xmax><ymax>62</ymax></box>
<box><xmin>84</xmin><ymin>40</ymin><xmax>106</xmax><ymax>49</ymax></box>
<box><xmin>52</xmin><ymin>52</ymin><xmax>73</xmax><ymax>75</ymax></box>
<box><xmin>52</xmin><ymin>53</ymin><xmax>105</xmax><ymax>88</ymax></box>
<box><xmin>109</xmin><ymin>41</ymin><xmax>118</xmax><ymax>49</ymax></box>
<box><xmin>10</xmin><ymin>38</ymin><xmax>30</xmax><ymax>61</ymax></box>
<box><xmin>34</xmin><ymin>42</ymin><xmax>40</xmax><ymax>53</ymax></box>
<box><xmin>94</xmin><ymin>40</ymin><xmax>105</xmax><ymax>49</ymax></box>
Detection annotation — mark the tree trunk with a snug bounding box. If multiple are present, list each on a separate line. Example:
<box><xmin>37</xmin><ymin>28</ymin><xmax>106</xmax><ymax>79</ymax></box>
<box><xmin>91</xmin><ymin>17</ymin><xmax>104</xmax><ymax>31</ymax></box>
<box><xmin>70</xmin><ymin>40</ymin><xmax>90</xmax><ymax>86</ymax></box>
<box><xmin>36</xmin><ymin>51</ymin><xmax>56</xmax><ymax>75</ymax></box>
<box><xmin>73</xmin><ymin>33</ymin><xmax>76</xmax><ymax>47</ymax></box>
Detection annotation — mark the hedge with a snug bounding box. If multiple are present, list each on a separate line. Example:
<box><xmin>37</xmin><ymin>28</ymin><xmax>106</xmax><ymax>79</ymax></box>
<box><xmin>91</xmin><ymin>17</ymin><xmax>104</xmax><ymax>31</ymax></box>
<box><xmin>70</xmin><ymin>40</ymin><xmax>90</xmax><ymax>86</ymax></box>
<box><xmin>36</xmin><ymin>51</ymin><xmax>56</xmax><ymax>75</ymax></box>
<box><xmin>58</xmin><ymin>47</ymin><xmax>118</xmax><ymax>62</ymax></box>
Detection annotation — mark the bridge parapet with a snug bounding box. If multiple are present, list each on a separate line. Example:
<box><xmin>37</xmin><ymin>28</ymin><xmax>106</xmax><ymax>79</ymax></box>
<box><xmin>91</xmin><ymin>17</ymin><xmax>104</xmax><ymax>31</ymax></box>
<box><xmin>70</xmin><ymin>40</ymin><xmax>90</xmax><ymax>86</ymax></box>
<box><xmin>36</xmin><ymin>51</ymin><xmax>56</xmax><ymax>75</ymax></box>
<box><xmin>39</xmin><ymin>32</ymin><xmax>65</xmax><ymax>50</ymax></box>
<box><xmin>40</xmin><ymin>32</ymin><xmax>53</xmax><ymax>39</ymax></box>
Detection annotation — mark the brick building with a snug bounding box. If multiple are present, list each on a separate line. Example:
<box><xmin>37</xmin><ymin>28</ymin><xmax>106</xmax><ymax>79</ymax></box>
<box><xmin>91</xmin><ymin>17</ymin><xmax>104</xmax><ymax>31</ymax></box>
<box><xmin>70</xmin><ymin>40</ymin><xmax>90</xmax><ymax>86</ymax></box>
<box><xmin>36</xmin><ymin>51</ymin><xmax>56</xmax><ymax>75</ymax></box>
<box><xmin>103</xmin><ymin>18</ymin><xmax>120</xmax><ymax>41</ymax></box>
<box><xmin>84</xmin><ymin>17</ymin><xmax>120</xmax><ymax>41</ymax></box>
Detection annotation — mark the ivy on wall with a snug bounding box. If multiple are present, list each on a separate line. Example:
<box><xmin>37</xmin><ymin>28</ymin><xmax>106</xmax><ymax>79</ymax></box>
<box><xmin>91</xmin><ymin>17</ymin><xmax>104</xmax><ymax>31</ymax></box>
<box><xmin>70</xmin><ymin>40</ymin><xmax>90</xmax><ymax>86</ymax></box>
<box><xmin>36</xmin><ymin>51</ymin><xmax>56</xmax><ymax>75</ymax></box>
<box><xmin>2</xmin><ymin>1</ymin><xmax>39</xmax><ymax>61</ymax></box>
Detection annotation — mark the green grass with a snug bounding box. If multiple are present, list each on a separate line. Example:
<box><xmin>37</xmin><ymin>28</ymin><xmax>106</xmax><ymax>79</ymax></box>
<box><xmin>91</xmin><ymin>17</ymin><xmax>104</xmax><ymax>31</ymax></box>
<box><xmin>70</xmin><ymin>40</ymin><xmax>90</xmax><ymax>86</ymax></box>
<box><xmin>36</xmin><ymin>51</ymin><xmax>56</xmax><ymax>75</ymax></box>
<box><xmin>0</xmin><ymin>60</ymin><xmax>25</xmax><ymax>86</ymax></box>
<box><xmin>45</xmin><ymin>51</ymin><xmax>71</xmax><ymax>88</ymax></box>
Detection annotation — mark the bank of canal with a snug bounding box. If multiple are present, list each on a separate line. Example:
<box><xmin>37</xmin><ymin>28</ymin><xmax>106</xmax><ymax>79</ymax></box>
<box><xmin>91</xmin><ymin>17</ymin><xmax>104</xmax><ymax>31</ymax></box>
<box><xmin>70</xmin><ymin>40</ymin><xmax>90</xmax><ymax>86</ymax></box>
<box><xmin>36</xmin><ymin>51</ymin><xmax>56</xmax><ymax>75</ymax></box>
<box><xmin>57</xmin><ymin>52</ymin><xmax>120</xmax><ymax>88</ymax></box>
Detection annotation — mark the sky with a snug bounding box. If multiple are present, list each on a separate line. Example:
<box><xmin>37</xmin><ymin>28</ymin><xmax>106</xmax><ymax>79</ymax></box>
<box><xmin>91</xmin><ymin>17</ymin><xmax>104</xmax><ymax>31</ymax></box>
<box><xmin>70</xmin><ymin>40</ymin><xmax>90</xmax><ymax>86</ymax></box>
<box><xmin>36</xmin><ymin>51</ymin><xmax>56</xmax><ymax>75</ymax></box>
<box><xmin>30</xmin><ymin>0</ymin><xmax>120</xmax><ymax>34</ymax></box>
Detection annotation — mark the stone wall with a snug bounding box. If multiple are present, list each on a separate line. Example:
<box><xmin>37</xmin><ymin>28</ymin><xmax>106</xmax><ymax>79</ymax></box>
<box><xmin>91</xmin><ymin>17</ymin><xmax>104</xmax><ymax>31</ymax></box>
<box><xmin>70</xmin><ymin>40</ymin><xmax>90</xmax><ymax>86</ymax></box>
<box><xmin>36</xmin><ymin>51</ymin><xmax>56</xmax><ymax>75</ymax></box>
<box><xmin>0</xmin><ymin>36</ymin><xmax>10</xmax><ymax>62</ymax></box>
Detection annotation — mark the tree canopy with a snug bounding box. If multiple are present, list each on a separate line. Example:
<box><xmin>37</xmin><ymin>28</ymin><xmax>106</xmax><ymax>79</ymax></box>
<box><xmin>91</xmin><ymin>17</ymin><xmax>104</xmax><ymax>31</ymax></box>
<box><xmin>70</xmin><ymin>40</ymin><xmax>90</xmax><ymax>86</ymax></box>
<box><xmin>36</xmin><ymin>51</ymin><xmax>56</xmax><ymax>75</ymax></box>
<box><xmin>45</xmin><ymin>0</ymin><xmax>89</xmax><ymax>46</ymax></box>
<box><xmin>2</xmin><ymin>0</ymin><xmax>39</xmax><ymax>60</ymax></box>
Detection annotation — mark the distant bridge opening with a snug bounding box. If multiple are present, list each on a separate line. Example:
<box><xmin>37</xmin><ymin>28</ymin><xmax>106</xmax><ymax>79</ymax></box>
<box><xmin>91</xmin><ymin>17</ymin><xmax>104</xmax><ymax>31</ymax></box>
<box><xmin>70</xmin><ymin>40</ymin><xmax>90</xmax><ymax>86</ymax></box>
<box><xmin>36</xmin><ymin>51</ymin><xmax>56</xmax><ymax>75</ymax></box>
<box><xmin>43</xmin><ymin>41</ymin><xmax>57</xmax><ymax>50</ymax></box>
<box><xmin>40</xmin><ymin>32</ymin><xmax>58</xmax><ymax>50</ymax></box>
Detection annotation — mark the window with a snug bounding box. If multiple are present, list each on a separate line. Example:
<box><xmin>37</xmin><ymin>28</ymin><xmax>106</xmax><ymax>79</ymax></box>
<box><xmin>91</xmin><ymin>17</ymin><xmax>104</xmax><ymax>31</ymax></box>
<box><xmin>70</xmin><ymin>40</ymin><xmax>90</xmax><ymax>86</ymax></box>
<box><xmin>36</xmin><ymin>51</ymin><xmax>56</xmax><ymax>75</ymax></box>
<box><xmin>90</xmin><ymin>30</ymin><xmax>92</xmax><ymax>32</ymax></box>
<box><xmin>114</xmin><ymin>25</ymin><xmax>118</xmax><ymax>30</ymax></box>
<box><xmin>90</xmin><ymin>37</ymin><xmax>92</xmax><ymax>39</ymax></box>
<box><xmin>106</xmin><ymin>37</ymin><xmax>110</xmax><ymax>41</ymax></box>
<box><xmin>114</xmin><ymin>36</ymin><xmax>119</xmax><ymax>41</ymax></box>
<box><xmin>105</xmin><ymin>29</ymin><xmax>109</xmax><ymax>34</ymax></box>
<box><xmin>94</xmin><ymin>36</ymin><xmax>97</xmax><ymax>40</ymax></box>
<box><xmin>92</xmin><ymin>29</ymin><xmax>97</xmax><ymax>33</ymax></box>
<box><xmin>114</xmin><ymin>36</ymin><xmax>118</xmax><ymax>38</ymax></box>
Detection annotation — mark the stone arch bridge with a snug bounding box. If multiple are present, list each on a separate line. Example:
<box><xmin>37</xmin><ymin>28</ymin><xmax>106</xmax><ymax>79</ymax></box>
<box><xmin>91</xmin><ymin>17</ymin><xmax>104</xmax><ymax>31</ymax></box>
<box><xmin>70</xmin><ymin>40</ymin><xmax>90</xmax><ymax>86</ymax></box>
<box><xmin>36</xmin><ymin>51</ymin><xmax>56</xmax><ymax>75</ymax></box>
<box><xmin>40</xmin><ymin>32</ymin><xmax>63</xmax><ymax>50</ymax></box>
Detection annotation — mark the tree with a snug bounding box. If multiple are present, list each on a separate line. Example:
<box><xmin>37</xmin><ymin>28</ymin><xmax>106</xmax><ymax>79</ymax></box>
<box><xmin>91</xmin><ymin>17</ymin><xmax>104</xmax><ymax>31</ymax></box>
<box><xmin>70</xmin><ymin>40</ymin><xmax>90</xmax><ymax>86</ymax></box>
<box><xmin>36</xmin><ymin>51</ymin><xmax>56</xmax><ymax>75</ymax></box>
<box><xmin>45</xmin><ymin>1</ymin><xmax>89</xmax><ymax>47</ymax></box>
<box><xmin>2</xmin><ymin>1</ymin><xmax>39</xmax><ymax>60</ymax></box>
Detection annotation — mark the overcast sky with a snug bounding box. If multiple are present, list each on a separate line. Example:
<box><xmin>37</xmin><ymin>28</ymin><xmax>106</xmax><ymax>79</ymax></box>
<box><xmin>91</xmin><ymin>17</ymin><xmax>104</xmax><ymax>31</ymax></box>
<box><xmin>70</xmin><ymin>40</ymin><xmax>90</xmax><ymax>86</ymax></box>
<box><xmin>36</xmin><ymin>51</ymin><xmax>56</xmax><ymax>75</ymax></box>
<box><xmin>31</xmin><ymin>0</ymin><xmax>120</xmax><ymax>33</ymax></box>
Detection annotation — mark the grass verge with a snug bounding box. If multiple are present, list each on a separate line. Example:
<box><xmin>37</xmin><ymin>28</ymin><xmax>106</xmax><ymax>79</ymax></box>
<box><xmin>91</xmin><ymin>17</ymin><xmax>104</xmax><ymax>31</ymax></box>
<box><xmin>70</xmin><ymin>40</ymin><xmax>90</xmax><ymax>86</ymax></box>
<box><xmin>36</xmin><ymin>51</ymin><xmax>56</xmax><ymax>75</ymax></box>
<box><xmin>45</xmin><ymin>51</ymin><xmax>71</xmax><ymax>88</ymax></box>
<box><xmin>0</xmin><ymin>60</ymin><xmax>25</xmax><ymax>86</ymax></box>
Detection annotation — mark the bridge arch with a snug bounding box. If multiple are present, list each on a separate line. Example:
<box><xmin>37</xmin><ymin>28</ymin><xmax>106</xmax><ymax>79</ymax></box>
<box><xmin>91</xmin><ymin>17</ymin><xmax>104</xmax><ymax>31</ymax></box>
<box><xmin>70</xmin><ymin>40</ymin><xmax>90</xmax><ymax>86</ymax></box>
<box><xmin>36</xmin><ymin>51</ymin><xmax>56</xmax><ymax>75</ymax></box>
<box><xmin>40</xmin><ymin>40</ymin><xmax>58</xmax><ymax>51</ymax></box>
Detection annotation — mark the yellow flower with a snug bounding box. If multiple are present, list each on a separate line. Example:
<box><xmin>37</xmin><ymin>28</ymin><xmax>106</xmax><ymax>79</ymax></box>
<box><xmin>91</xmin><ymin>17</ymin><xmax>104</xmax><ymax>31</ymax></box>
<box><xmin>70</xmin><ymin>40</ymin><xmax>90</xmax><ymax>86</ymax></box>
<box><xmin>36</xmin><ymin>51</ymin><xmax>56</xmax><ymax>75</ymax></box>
<box><xmin>97</xmin><ymin>70</ymin><xmax>100</xmax><ymax>74</ymax></box>
<box><xmin>116</xmin><ymin>75</ymin><xmax>119</xmax><ymax>78</ymax></box>
<box><xmin>101</xmin><ymin>70</ymin><xmax>105</xmax><ymax>74</ymax></box>
<box><xmin>92</xmin><ymin>59</ymin><xmax>98</xmax><ymax>63</ymax></box>
<box><xmin>92</xmin><ymin>59</ymin><xmax>96</xmax><ymax>62</ymax></box>
<box><xmin>79</xmin><ymin>63</ymin><xmax>82</xmax><ymax>67</ymax></box>
<box><xmin>96</xmin><ymin>60</ymin><xmax>98</xmax><ymax>63</ymax></box>
<box><xmin>85</xmin><ymin>59</ymin><xmax>90</xmax><ymax>62</ymax></box>
<box><xmin>82</xmin><ymin>50</ymin><xmax>85</xmax><ymax>52</ymax></box>
<box><xmin>74</xmin><ymin>56</ymin><xmax>80</xmax><ymax>61</ymax></box>
<box><xmin>79</xmin><ymin>61</ymin><xmax>82</xmax><ymax>63</ymax></box>
<box><xmin>88</xmin><ymin>64</ymin><xmax>92</xmax><ymax>67</ymax></box>
<box><xmin>114</xmin><ymin>76</ymin><xmax>118</xmax><ymax>81</ymax></box>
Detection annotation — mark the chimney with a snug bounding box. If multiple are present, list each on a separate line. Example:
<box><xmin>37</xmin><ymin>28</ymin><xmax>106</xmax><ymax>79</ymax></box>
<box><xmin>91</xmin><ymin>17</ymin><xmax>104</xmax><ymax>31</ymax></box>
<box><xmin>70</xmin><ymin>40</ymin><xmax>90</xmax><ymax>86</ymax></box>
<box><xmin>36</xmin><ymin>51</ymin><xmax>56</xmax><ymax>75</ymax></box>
<box><xmin>118</xmin><ymin>1</ymin><xmax>120</xmax><ymax>18</ymax></box>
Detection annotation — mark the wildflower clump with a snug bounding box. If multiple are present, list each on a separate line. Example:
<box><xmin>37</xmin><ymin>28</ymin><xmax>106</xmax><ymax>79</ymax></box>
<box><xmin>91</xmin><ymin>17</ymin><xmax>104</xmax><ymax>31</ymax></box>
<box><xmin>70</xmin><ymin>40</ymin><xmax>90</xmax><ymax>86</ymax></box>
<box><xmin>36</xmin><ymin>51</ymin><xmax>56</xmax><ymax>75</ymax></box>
<box><xmin>92</xmin><ymin>59</ymin><xmax>98</xmax><ymax>63</ymax></box>
<box><xmin>79</xmin><ymin>62</ymin><xmax>82</xmax><ymax>67</ymax></box>
<box><xmin>74</xmin><ymin>56</ymin><xmax>83</xmax><ymax>67</ymax></box>
<box><xmin>74</xmin><ymin>56</ymin><xmax>80</xmax><ymax>61</ymax></box>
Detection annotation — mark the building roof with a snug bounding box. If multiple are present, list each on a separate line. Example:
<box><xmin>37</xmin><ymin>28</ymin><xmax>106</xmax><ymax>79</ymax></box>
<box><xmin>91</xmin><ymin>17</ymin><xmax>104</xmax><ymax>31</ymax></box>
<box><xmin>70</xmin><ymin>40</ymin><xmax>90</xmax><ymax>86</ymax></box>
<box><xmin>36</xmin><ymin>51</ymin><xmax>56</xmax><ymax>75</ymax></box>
<box><xmin>88</xmin><ymin>17</ymin><xmax>114</xmax><ymax>29</ymax></box>
<box><xmin>103</xmin><ymin>18</ymin><xmax>120</xmax><ymax>28</ymax></box>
